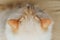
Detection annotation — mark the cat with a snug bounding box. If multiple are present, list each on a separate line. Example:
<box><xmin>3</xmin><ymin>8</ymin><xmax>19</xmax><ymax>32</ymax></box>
<box><xmin>5</xmin><ymin>4</ymin><xmax>54</xmax><ymax>40</ymax></box>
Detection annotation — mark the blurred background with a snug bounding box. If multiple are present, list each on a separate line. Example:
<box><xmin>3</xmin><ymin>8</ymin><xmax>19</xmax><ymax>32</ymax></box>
<box><xmin>0</xmin><ymin>0</ymin><xmax>60</xmax><ymax>40</ymax></box>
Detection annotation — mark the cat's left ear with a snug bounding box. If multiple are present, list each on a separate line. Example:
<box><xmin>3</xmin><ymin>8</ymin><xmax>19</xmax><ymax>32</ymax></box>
<box><xmin>40</xmin><ymin>18</ymin><xmax>51</xmax><ymax>30</ymax></box>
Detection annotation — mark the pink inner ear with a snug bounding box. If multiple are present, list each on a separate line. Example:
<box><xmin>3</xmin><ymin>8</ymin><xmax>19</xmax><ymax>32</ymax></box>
<box><xmin>8</xmin><ymin>19</ymin><xmax>19</xmax><ymax>33</ymax></box>
<box><xmin>40</xmin><ymin>18</ymin><xmax>51</xmax><ymax>30</ymax></box>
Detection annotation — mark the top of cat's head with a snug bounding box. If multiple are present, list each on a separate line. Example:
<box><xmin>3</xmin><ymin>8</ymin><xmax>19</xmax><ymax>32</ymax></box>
<box><xmin>6</xmin><ymin>4</ymin><xmax>52</xmax><ymax>34</ymax></box>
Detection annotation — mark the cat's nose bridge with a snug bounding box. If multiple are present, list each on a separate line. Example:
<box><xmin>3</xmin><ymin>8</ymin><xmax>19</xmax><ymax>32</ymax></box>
<box><xmin>23</xmin><ymin>4</ymin><xmax>35</xmax><ymax>15</ymax></box>
<box><xmin>26</xmin><ymin>3</ymin><xmax>34</xmax><ymax>9</ymax></box>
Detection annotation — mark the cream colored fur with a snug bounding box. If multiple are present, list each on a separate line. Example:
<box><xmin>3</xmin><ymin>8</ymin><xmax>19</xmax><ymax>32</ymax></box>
<box><xmin>5</xmin><ymin>5</ymin><xmax>54</xmax><ymax>40</ymax></box>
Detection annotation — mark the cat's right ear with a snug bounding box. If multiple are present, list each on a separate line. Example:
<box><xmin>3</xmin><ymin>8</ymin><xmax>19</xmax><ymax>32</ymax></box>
<box><xmin>7</xmin><ymin>17</ymin><xmax>24</xmax><ymax>33</ymax></box>
<box><xmin>7</xmin><ymin>19</ymin><xmax>19</xmax><ymax>33</ymax></box>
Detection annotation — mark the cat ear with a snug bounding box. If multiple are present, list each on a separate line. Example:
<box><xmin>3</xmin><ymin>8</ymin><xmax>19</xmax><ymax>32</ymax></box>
<box><xmin>40</xmin><ymin>18</ymin><xmax>51</xmax><ymax>30</ymax></box>
<box><xmin>8</xmin><ymin>19</ymin><xmax>19</xmax><ymax>33</ymax></box>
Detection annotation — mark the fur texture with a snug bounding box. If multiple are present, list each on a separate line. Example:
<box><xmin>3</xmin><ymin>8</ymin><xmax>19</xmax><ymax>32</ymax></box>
<box><xmin>5</xmin><ymin>4</ymin><xmax>54</xmax><ymax>40</ymax></box>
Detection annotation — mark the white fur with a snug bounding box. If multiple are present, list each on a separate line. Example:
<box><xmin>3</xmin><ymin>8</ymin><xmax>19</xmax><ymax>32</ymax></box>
<box><xmin>5</xmin><ymin>14</ymin><xmax>54</xmax><ymax>40</ymax></box>
<box><xmin>5</xmin><ymin>6</ymin><xmax>54</xmax><ymax>40</ymax></box>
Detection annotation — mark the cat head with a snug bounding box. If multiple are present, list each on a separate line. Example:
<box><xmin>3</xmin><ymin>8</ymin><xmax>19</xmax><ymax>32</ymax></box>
<box><xmin>6</xmin><ymin>4</ymin><xmax>52</xmax><ymax>33</ymax></box>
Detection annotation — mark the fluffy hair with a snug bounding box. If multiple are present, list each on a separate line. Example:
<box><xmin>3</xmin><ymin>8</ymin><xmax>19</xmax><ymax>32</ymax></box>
<box><xmin>5</xmin><ymin>4</ymin><xmax>54</xmax><ymax>40</ymax></box>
